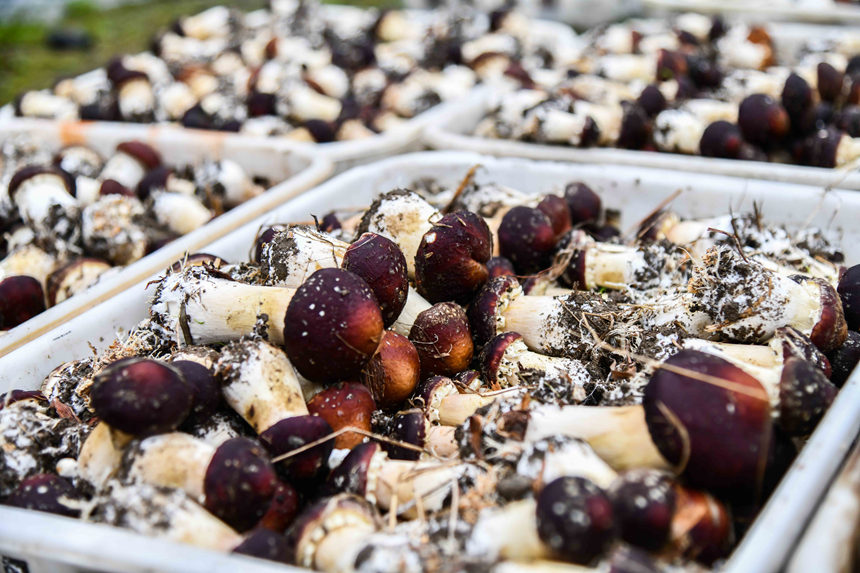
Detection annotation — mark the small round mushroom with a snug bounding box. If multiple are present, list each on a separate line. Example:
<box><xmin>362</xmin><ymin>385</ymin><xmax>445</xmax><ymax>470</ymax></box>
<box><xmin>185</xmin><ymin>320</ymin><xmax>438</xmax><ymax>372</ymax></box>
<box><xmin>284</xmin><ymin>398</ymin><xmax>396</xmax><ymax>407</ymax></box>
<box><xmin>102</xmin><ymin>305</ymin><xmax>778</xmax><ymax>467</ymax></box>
<box><xmin>360</xmin><ymin>331</ymin><xmax>421</xmax><ymax>409</ymax></box>
<box><xmin>699</xmin><ymin>120</ymin><xmax>744</xmax><ymax>159</ymax></box>
<box><xmin>487</xmin><ymin>256</ymin><xmax>516</xmax><ymax>279</ymax></box>
<box><xmin>232</xmin><ymin>528</ymin><xmax>291</xmax><ymax>564</ymax></box>
<box><xmin>535</xmin><ymin>476</ymin><xmax>614</xmax><ymax>565</ymax></box>
<box><xmin>0</xmin><ymin>276</ymin><xmax>46</xmax><ymax>329</ymax></box>
<box><xmin>409</xmin><ymin>302</ymin><xmax>474</xmax><ymax>376</ymax></box>
<box><xmin>386</xmin><ymin>409</ymin><xmax>457</xmax><ymax>460</ymax></box>
<box><xmin>5</xmin><ymin>474</ymin><xmax>82</xmax><ymax>517</ymax></box>
<box><xmin>607</xmin><ymin>469</ymin><xmax>675</xmax><ymax>551</ymax></box>
<box><xmin>826</xmin><ymin>331</ymin><xmax>860</xmax><ymax>387</ymax></box>
<box><xmin>307</xmin><ymin>382</ymin><xmax>376</xmax><ymax>449</ymax></box>
<box><xmin>260</xmin><ymin>414</ymin><xmax>334</xmax><ymax>482</ymax></box>
<box><xmin>564</xmin><ymin>182</ymin><xmax>602</xmax><ymax>226</ymax></box>
<box><xmin>643</xmin><ymin>349</ymin><xmax>772</xmax><ymax>494</ymax></box>
<box><xmin>498</xmin><ymin>206</ymin><xmax>557</xmax><ymax>276</ymax></box>
<box><xmin>282</xmin><ymin>268</ymin><xmax>384</xmax><ymax>384</ymax></box>
<box><xmin>837</xmin><ymin>263</ymin><xmax>860</xmax><ymax>331</ymax></box>
<box><xmin>536</xmin><ymin>195</ymin><xmax>573</xmax><ymax>240</ymax></box>
<box><xmin>171</xmin><ymin>359</ymin><xmax>221</xmax><ymax>422</ymax></box>
<box><xmin>90</xmin><ymin>357</ymin><xmax>193</xmax><ymax>436</ymax></box>
<box><xmin>101</xmin><ymin>140</ymin><xmax>162</xmax><ymax>190</ymax></box>
<box><xmin>415</xmin><ymin>211</ymin><xmax>492</xmax><ymax>304</ymax></box>
<box><xmin>342</xmin><ymin>232</ymin><xmax>408</xmax><ymax>326</ymax></box>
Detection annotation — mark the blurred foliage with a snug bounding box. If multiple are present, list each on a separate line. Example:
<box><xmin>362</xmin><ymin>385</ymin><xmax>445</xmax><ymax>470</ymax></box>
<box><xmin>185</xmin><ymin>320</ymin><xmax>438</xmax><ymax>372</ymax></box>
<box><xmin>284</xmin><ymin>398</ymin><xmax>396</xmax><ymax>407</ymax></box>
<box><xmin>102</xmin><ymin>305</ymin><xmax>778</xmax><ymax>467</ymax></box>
<box><xmin>0</xmin><ymin>0</ymin><xmax>397</xmax><ymax>105</ymax></box>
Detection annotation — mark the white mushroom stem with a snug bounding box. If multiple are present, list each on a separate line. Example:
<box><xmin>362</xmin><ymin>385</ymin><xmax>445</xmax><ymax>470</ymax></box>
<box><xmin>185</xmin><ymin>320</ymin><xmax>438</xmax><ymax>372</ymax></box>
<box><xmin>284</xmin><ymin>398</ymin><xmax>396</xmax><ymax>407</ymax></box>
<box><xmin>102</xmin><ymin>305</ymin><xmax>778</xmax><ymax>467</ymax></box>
<box><xmin>13</xmin><ymin>173</ymin><xmax>78</xmax><ymax>230</ymax></box>
<box><xmin>105</xmin><ymin>480</ymin><xmax>242</xmax><ymax>551</ymax></box>
<box><xmin>436</xmin><ymin>393</ymin><xmax>495</xmax><ymax>426</ymax></box>
<box><xmin>288</xmin><ymin>85</ymin><xmax>342</xmax><ymax>122</ymax></box>
<box><xmin>516</xmin><ymin>439</ymin><xmax>619</xmax><ymax>490</ymax></box>
<box><xmin>391</xmin><ymin>287</ymin><xmax>433</xmax><ymax>336</ymax></box>
<box><xmin>76</xmin><ymin>422</ymin><xmax>133</xmax><ymax>487</ymax></box>
<box><xmin>151</xmin><ymin>191</ymin><xmax>212</xmax><ymax>235</ymax></box>
<box><xmin>525</xmin><ymin>404</ymin><xmax>671</xmax><ymax>472</ymax></box>
<box><xmin>496</xmin><ymin>291</ymin><xmax>575</xmax><ymax>356</ymax></box>
<box><xmin>118</xmin><ymin>77</ymin><xmax>156</xmax><ymax>119</ymax></box>
<box><xmin>314</xmin><ymin>526</ymin><xmax>377</xmax><ymax>573</ymax></box>
<box><xmin>682</xmin><ymin>339</ymin><xmax>784</xmax><ymax>408</ymax></box>
<box><xmin>217</xmin><ymin>159</ymin><xmax>261</xmax><ymax>207</ymax></box>
<box><xmin>100</xmin><ymin>151</ymin><xmax>148</xmax><ymax>190</ymax></box>
<box><xmin>126</xmin><ymin>432</ymin><xmax>215</xmax><ymax>502</ymax></box>
<box><xmin>0</xmin><ymin>245</ymin><xmax>58</xmax><ymax>287</ymax></box>
<box><xmin>360</xmin><ymin>191</ymin><xmax>439</xmax><ymax>278</ymax></box>
<box><xmin>467</xmin><ymin>499</ymin><xmax>551</xmax><ymax>561</ymax></box>
<box><xmin>575</xmin><ymin>243</ymin><xmax>652</xmax><ymax>290</ymax></box>
<box><xmin>494</xmin><ymin>337</ymin><xmax>592</xmax><ymax>390</ymax></box>
<box><xmin>262</xmin><ymin>226</ymin><xmax>348</xmax><ymax>289</ymax></box>
<box><xmin>150</xmin><ymin>269</ymin><xmax>295</xmax><ymax>345</ymax></box>
<box><xmin>217</xmin><ymin>338</ymin><xmax>308</xmax><ymax>434</ymax></box>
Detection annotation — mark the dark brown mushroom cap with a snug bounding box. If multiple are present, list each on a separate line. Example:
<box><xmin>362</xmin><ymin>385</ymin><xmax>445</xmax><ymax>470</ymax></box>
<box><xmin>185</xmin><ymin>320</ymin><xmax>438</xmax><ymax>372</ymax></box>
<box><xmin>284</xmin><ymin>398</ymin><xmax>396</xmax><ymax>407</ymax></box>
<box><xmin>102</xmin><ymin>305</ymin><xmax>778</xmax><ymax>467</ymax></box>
<box><xmin>535</xmin><ymin>476</ymin><xmax>614</xmax><ymax>565</ymax></box>
<box><xmin>136</xmin><ymin>165</ymin><xmax>172</xmax><ymax>200</ymax></box>
<box><xmin>617</xmin><ymin>102</ymin><xmax>653</xmax><ymax>151</ymax></box>
<box><xmin>498</xmin><ymin>206</ymin><xmax>557</xmax><ymax>276</ymax></box>
<box><xmin>607</xmin><ymin>469</ymin><xmax>676</xmax><ymax>551</ymax></box>
<box><xmin>826</xmin><ymin>330</ymin><xmax>860</xmax><ymax>387</ymax></box>
<box><xmin>809</xmin><ymin>278</ymin><xmax>848</xmax><ymax>352</ymax></box>
<box><xmin>257</xmin><ymin>480</ymin><xmax>300</xmax><ymax>533</ymax></box>
<box><xmin>536</xmin><ymin>195</ymin><xmax>573</xmax><ymax>240</ymax></box>
<box><xmin>0</xmin><ymin>389</ymin><xmax>46</xmax><ymax>411</ymax></box>
<box><xmin>5</xmin><ymin>474</ymin><xmax>82</xmax><ymax>518</ymax></box>
<box><xmin>8</xmin><ymin>165</ymin><xmax>76</xmax><ymax>202</ymax></box>
<box><xmin>99</xmin><ymin>179</ymin><xmax>135</xmax><ymax>197</ymax></box>
<box><xmin>343</xmin><ymin>232</ymin><xmax>408</xmax><ymax>326</ymax></box>
<box><xmin>773</xmin><ymin>326</ymin><xmax>831</xmax><ymax>378</ymax></box>
<box><xmin>360</xmin><ymin>331</ymin><xmax>420</xmax><ymax>409</ymax></box>
<box><xmin>415</xmin><ymin>211</ymin><xmax>492</xmax><ymax>304</ymax></box>
<box><xmin>0</xmin><ymin>276</ymin><xmax>46</xmax><ymax>330</ymax></box>
<box><xmin>700</xmin><ymin>121</ymin><xmax>744</xmax><ymax>159</ymax></box>
<box><xmin>90</xmin><ymin>358</ymin><xmax>193</xmax><ymax>436</ymax></box>
<box><xmin>837</xmin><ymin>263</ymin><xmax>860</xmax><ymax>331</ymax></box>
<box><xmin>116</xmin><ymin>141</ymin><xmax>162</xmax><ymax>170</ymax></box>
<box><xmin>325</xmin><ymin>441</ymin><xmax>382</xmax><ymax>497</ymax></box>
<box><xmin>467</xmin><ymin>275</ymin><xmax>520</xmax><ymax>348</ymax></box>
<box><xmin>454</xmin><ymin>369</ymin><xmax>482</xmax><ymax>389</ymax></box>
<box><xmin>817</xmin><ymin>62</ymin><xmax>845</xmax><ymax>103</ymax></box>
<box><xmin>232</xmin><ymin>528</ymin><xmax>292</xmax><ymax>564</ymax></box>
<box><xmin>307</xmin><ymin>382</ymin><xmax>375</xmax><ymax>449</ymax></box>
<box><xmin>670</xmin><ymin>486</ymin><xmax>732</xmax><ymax>565</ymax></box>
<box><xmin>477</xmin><ymin>332</ymin><xmax>523</xmax><ymax>387</ymax></box>
<box><xmin>738</xmin><ymin>94</ymin><xmax>790</xmax><ymax>146</ymax></box>
<box><xmin>385</xmin><ymin>410</ymin><xmax>425</xmax><ymax>461</ymax></box>
<box><xmin>777</xmin><ymin>357</ymin><xmax>838</xmax><ymax>436</ymax></box>
<box><xmin>260</xmin><ymin>414</ymin><xmax>334</xmax><ymax>482</ymax></box>
<box><xmin>643</xmin><ymin>349</ymin><xmax>772</xmax><ymax>494</ymax></box>
<box><xmin>204</xmin><ymin>437</ymin><xmax>278</xmax><ymax>532</ymax></box>
<box><xmin>171</xmin><ymin>360</ymin><xmax>221</xmax><ymax>420</ymax></box>
<box><xmin>637</xmin><ymin>84</ymin><xmax>666</xmax><ymax>117</ymax></box>
<box><xmin>564</xmin><ymin>182</ymin><xmax>602</xmax><ymax>226</ymax></box>
<box><xmin>283</xmin><ymin>268</ymin><xmax>384</xmax><ymax>384</ymax></box>
<box><xmin>781</xmin><ymin>73</ymin><xmax>814</xmax><ymax>121</ymax></box>
<box><xmin>486</xmin><ymin>256</ymin><xmax>516</xmax><ymax>279</ymax></box>
<box><xmin>795</xmin><ymin>126</ymin><xmax>843</xmax><ymax>168</ymax></box>
<box><xmin>409</xmin><ymin>302</ymin><xmax>473</xmax><ymax>376</ymax></box>
<box><xmin>416</xmin><ymin>375</ymin><xmax>457</xmax><ymax>410</ymax></box>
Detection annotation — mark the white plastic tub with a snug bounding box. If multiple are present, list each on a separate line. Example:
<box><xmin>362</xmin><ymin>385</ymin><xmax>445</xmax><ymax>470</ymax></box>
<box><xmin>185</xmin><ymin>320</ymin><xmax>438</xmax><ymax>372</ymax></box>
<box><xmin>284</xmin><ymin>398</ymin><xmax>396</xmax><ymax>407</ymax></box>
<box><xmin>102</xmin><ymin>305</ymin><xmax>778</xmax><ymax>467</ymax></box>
<box><xmin>0</xmin><ymin>122</ymin><xmax>332</xmax><ymax>358</ymax></box>
<box><xmin>424</xmin><ymin>89</ymin><xmax>860</xmax><ymax>191</ymax></box>
<box><xmin>643</xmin><ymin>0</ymin><xmax>860</xmax><ymax>25</ymax></box>
<box><xmin>1</xmin><ymin>152</ymin><xmax>858</xmax><ymax>572</ymax></box>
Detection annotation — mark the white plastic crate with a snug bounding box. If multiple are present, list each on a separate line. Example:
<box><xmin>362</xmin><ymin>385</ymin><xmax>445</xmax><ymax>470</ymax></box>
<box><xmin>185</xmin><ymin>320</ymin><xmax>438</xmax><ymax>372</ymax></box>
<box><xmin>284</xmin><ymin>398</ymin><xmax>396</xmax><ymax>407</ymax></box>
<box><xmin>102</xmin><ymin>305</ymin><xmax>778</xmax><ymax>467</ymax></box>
<box><xmin>0</xmin><ymin>122</ymin><xmax>332</xmax><ymax>358</ymax></box>
<box><xmin>1</xmin><ymin>152</ymin><xmax>858</xmax><ymax>573</ymax></box>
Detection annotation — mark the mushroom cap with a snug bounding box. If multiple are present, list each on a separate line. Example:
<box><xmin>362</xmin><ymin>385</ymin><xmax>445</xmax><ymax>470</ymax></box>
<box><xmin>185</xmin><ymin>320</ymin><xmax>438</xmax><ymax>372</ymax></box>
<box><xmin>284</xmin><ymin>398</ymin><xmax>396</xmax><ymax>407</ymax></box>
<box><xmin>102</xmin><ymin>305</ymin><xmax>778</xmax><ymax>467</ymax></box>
<box><xmin>260</xmin><ymin>414</ymin><xmax>334</xmax><ymax>482</ymax></box>
<box><xmin>6</xmin><ymin>474</ymin><xmax>82</xmax><ymax>518</ymax></box>
<box><xmin>232</xmin><ymin>528</ymin><xmax>291</xmax><ymax>564</ymax></box>
<box><xmin>535</xmin><ymin>476</ymin><xmax>614</xmax><ymax>565</ymax></box>
<box><xmin>90</xmin><ymin>357</ymin><xmax>193</xmax><ymax>436</ymax></box>
<box><xmin>343</xmin><ymin>232</ymin><xmax>409</xmax><ymax>326</ymax></box>
<box><xmin>283</xmin><ymin>268</ymin><xmax>384</xmax><ymax>384</ymax></box>
<box><xmin>307</xmin><ymin>382</ymin><xmax>376</xmax><ymax>449</ymax></box>
<box><xmin>467</xmin><ymin>275</ymin><xmax>521</xmax><ymax>349</ymax></box>
<box><xmin>498</xmin><ymin>206</ymin><xmax>556</xmax><ymax>276</ymax></box>
<box><xmin>360</xmin><ymin>331</ymin><xmax>420</xmax><ymax>409</ymax></box>
<box><xmin>643</xmin><ymin>349</ymin><xmax>772</xmax><ymax>494</ymax></box>
<box><xmin>415</xmin><ymin>210</ymin><xmax>492</xmax><ymax>304</ymax></box>
<box><xmin>204</xmin><ymin>437</ymin><xmax>278</xmax><ymax>532</ymax></box>
<box><xmin>409</xmin><ymin>302</ymin><xmax>473</xmax><ymax>376</ymax></box>
<box><xmin>0</xmin><ymin>276</ymin><xmax>46</xmax><ymax>330</ymax></box>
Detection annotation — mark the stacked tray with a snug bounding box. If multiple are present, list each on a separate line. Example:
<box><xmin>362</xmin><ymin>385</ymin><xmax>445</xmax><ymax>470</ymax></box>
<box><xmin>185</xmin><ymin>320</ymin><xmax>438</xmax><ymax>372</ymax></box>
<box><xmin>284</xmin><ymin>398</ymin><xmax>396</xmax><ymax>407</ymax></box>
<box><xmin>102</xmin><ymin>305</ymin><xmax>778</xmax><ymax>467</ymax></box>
<box><xmin>0</xmin><ymin>123</ymin><xmax>331</xmax><ymax>358</ymax></box>
<box><xmin>0</xmin><ymin>152</ymin><xmax>858</xmax><ymax>572</ymax></box>
<box><xmin>423</xmin><ymin>20</ymin><xmax>860</xmax><ymax>190</ymax></box>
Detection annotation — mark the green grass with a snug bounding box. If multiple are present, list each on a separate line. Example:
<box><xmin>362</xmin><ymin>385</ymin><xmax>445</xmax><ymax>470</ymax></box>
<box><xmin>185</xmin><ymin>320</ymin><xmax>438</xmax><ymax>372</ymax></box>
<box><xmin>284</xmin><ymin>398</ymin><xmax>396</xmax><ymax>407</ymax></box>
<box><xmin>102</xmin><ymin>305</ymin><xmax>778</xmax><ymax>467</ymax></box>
<box><xmin>0</xmin><ymin>0</ymin><xmax>397</xmax><ymax>105</ymax></box>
